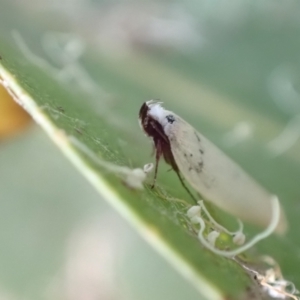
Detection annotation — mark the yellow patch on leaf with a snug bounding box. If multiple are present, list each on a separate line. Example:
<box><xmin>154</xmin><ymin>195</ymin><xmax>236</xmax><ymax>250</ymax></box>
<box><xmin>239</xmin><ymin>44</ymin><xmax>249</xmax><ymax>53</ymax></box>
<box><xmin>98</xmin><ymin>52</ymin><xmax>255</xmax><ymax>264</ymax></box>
<box><xmin>0</xmin><ymin>85</ymin><xmax>32</xmax><ymax>138</ymax></box>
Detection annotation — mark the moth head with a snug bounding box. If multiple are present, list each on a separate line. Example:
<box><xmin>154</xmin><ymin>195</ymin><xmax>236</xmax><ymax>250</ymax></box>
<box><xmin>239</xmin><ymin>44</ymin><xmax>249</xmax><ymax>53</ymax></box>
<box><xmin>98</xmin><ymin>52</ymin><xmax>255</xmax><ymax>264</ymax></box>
<box><xmin>147</xmin><ymin>101</ymin><xmax>176</xmax><ymax>133</ymax></box>
<box><xmin>139</xmin><ymin>100</ymin><xmax>162</xmax><ymax>131</ymax></box>
<box><xmin>146</xmin><ymin>100</ymin><xmax>167</xmax><ymax>124</ymax></box>
<box><xmin>139</xmin><ymin>100</ymin><xmax>170</xmax><ymax>139</ymax></box>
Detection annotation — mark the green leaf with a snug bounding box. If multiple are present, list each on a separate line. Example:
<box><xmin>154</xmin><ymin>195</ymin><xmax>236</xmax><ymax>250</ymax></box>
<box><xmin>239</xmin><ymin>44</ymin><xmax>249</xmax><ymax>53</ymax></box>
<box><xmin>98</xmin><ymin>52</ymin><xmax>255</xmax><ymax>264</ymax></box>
<box><xmin>1</xmin><ymin>1</ymin><xmax>300</xmax><ymax>299</ymax></box>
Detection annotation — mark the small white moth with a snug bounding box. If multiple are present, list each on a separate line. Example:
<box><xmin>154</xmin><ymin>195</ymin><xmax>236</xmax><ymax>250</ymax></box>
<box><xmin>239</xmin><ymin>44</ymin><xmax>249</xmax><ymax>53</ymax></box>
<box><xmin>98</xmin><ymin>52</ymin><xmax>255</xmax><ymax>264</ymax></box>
<box><xmin>139</xmin><ymin>100</ymin><xmax>287</xmax><ymax>234</ymax></box>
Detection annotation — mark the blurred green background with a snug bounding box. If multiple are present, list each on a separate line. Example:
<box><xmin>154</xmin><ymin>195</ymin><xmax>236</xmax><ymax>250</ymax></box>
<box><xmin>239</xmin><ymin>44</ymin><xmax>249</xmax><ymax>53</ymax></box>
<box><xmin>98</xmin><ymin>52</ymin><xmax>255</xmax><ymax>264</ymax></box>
<box><xmin>1</xmin><ymin>0</ymin><xmax>300</xmax><ymax>299</ymax></box>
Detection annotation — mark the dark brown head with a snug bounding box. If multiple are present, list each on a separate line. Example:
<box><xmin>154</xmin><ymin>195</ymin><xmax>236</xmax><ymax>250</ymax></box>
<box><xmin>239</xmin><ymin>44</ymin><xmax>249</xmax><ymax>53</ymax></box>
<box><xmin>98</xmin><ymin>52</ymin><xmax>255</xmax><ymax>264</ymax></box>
<box><xmin>138</xmin><ymin>101</ymin><xmax>168</xmax><ymax>143</ymax></box>
<box><xmin>139</xmin><ymin>102</ymin><xmax>151</xmax><ymax>135</ymax></box>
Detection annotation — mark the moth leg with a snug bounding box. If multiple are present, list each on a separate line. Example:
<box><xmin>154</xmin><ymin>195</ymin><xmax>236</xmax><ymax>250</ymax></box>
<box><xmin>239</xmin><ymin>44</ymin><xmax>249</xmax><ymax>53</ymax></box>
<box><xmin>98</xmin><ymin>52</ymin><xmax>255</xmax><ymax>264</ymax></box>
<box><xmin>151</xmin><ymin>140</ymin><xmax>163</xmax><ymax>188</ymax></box>
<box><xmin>175</xmin><ymin>171</ymin><xmax>198</xmax><ymax>204</ymax></box>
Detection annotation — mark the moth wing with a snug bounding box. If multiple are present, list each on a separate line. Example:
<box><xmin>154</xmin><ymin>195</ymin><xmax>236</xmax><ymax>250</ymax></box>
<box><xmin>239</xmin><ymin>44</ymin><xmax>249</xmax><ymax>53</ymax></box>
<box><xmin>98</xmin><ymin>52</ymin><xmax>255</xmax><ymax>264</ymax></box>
<box><xmin>166</xmin><ymin>115</ymin><xmax>286</xmax><ymax>233</ymax></box>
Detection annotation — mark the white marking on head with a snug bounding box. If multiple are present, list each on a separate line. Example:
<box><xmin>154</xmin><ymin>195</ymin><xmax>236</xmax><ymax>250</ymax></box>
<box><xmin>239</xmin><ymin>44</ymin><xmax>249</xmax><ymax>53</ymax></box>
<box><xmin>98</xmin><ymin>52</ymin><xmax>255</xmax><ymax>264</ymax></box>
<box><xmin>147</xmin><ymin>101</ymin><xmax>166</xmax><ymax>122</ymax></box>
<box><xmin>146</xmin><ymin>101</ymin><xmax>173</xmax><ymax>130</ymax></box>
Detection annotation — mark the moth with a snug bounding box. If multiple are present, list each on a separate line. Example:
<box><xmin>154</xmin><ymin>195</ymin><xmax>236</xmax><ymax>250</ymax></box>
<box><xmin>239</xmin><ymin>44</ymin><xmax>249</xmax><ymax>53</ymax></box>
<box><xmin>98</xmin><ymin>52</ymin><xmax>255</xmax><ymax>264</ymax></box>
<box><xmin>139</xmin><ymin>100</ymin><xmax>287</xmax><ymax>233</ymax></box>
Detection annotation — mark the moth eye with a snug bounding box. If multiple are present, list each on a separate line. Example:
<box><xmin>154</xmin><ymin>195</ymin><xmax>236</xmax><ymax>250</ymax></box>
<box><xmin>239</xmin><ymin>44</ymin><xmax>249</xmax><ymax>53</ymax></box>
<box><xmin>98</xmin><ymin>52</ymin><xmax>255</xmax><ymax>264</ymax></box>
<box><xmin>166</xmin><ymin>115</ymin><xmax>175</xmax><ymax>124</ymax></box>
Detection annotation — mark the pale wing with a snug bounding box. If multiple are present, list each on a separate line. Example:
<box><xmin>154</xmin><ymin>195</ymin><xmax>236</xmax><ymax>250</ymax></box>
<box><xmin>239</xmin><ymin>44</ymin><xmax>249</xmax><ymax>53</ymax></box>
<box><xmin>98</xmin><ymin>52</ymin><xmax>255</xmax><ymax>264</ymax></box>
<box><xmin>166</xmin><ymin>115</ymin><xmax>286</xmax><ymax>233</ymax></box>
